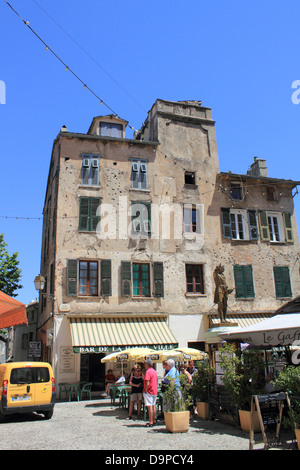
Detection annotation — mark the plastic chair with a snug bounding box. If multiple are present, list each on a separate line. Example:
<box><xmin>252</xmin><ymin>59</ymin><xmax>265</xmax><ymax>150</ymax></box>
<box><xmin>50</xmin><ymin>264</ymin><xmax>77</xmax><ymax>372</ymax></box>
<box><xmin>68</xmin><ymin>384</ymin><xmax>80</xmax><ymax>401</ymax></box>
<box><xmin>80</xmin><ymin>382</ymin><xmax>92</xmax><ymax>400</ymax></box>
<box><xmin>120</xmin><ymin>388</ymin><xmax>131</xmax><ymax>409</ymax></box>
<box><xmin>58</xmin><ymin>382</ymin><xmax>68</xmax><ymax>400</ymax></box>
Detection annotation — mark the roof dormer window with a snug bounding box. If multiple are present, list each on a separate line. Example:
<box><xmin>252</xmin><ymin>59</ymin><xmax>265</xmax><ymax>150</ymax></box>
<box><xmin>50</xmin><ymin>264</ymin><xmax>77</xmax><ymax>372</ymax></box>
<box><xmin>99</xmin><ymin>122</ymin><xmax>123</xmax><ymax>138</ymax></box>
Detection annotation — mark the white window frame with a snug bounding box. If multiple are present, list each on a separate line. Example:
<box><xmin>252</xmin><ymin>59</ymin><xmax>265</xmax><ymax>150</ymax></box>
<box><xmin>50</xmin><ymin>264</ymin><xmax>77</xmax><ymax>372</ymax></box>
<box><xmin>130</xmin><ymin>159</ymin><xmax>148</xmax><ymax>190</ymax></box>
<box><xmin>230</xmin><ymin>209</ymin><xmax>249</xmax><ymax>240</ymax></box>
<box><xmin>81</xmin><ymin>154</ymin><xmax>100</xmax><ymax>186</ymax></box>
<box><xmin>268</xmin><ymin>212</ymin><xmax>284</xmax><ymax>242</ymax></box>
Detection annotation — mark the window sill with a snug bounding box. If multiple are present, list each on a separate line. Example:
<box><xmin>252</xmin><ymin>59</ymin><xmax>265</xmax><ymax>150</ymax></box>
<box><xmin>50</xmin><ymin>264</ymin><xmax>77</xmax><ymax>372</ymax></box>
<box><xmin>129</xmin><ymin>188</ymin><xmax>150</xmax><ymax>193</ymax></box>
<box><xmin>235</xmin><ymin>297</ymin><xmax>255</xmax><ymax>301</ymax></box>
<box><xmin>78</xmin><ymin>184</ymin><xmax>101</xmax><ymax>189</ymax></box>
<box><xmin>185</xmin><ymin>294</ymin><xmax>206</xmax><ymax>298</ymax></box>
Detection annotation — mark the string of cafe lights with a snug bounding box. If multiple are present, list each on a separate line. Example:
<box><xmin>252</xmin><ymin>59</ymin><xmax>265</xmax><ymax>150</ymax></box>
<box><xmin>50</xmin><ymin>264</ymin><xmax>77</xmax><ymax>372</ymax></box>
<box><xmin>2</xmin><ymin>0</ymin><xmax>135</xmax><ymax>131</ymax></box>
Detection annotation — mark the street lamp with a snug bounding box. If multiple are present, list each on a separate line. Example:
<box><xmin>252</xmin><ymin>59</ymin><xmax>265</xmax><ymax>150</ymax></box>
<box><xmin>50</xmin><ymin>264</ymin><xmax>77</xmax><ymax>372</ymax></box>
<box><xmin>34</xmin><ymin>274</ymin><xmax>45</xmax><ymax>291</ymax></box>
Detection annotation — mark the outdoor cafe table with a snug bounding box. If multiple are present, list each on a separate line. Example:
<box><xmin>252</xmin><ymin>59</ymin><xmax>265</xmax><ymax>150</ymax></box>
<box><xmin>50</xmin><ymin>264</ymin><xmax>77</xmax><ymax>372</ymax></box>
<box><xmin>109</xmin><ymin>384</ymin><xmax>131</xmax><ymax>405</ymax></box>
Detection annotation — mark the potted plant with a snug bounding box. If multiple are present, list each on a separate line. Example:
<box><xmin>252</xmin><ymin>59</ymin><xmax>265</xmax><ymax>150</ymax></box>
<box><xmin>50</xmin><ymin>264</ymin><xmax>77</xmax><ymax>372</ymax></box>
<box><xmin>272</xmin><ymin>366</ymin><xmax>300</xmax><ymax>449</ymax></box>
<box><xmin>219</xmin><ymin>344</ymin><xmax>265</xmax><ymax>432</ymax></box>
<box><xmin>163</xmin><ymin>374</ymin><xmax>192</xmax><ymax>433</ymax></box>
<box><xmin>191</xmin><ymin>361</ymin><xmax>212</xmax><ymax>419</ymax></box>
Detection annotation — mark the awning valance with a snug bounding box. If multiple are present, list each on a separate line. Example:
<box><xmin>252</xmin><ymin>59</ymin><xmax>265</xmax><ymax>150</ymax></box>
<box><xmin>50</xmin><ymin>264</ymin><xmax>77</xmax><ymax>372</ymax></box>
<box><xmin>70</xmin><ymin>316</ymin><xmax>178</xmax><ymax>353</ymax></box>
<box><xmin>0</xmin><ymin>290</ymin><xmax>28</xmax><ymax>329</ymax></box>
<box><xmin>205</xmin><ymin>312</ymin><xmax>274</xmax><ymax>343</ymax></box>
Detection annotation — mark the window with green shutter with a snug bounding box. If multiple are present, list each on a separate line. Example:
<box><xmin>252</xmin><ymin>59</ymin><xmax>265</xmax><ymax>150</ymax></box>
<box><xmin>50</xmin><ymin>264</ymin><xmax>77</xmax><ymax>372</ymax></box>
<box><xmin>273</xmin><ymin>266</ymin><xmax>292</xmax><ymax>298</ymax></box>
<box><xmin>258</xmin><ymin>210</ymin><xmax>270</xmax><ymax>241</ymax></box>
<box><xmin>234</xmin><ymin>265</ymin><xmax>255</xmax><ymax>298</ymax></box>
<box><xmin>283</xmin><ymin>213</ymin><xmax>294</xmax><ymax>243</ymax></box>
<box><xmin>101</xmin><ymin>259</ymin><xmax>112</xmax><ymax>296</ymax></box>
<box><xmin>67</xmin><ymin>259</ymin><xmax>78</xmax><ymax>296</ymax></box>
<box><xmin>153</xmin><ymin>262</ymin><xmax>164</xmax><ymax>297</ymax></box>
<box><xmin>121</xmin><ymin>261</ymin><xmax>131</xmax><ymax>297</ymax></box>
<box><xmin>221</xmin><ymin>208</ymin><xmax>232</xmax><ymax>239</ymax></box>
<box><xmin>79</xmin><ymin>197</ymin><xmax>100</xmax><ymax>232</ymax></box>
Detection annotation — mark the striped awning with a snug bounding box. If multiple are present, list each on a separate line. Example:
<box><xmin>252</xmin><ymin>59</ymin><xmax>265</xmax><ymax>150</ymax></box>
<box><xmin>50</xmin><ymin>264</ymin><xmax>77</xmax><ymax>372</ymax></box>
<box><xmin>70</xmin><ymin>316</ymin><xmax>178</xmax><ymax>353</ymax></box>
<box><xmin>209</xmin><ymin>312</ymin><xmax>274</xmax><ymax>329</ymax></box>
<box><xmin>205</xmin><ymin>312</ymin><xmax>274</xmax><ymax>343</ymax></box>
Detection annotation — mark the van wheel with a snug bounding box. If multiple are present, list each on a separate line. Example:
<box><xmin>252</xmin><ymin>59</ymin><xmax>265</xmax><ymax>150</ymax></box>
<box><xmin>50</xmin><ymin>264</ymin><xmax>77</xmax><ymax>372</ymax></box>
<box><xmin>0</xmin><ymin>410</ymin><xmax>6</xmax><ymax>423</ymax></box>
<box><xmin>43</xmin><ymin>409</ymin><xmax>53</xmax><ymax>420</ymax></box>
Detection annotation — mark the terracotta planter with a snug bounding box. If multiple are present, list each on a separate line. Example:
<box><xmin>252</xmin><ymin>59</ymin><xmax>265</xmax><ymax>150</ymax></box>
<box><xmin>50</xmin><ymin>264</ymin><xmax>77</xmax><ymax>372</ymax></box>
<box><xmin>196</xmin><ymin>402</ymin><xmax>209</xmax><ymax>420</ymax></box>
<box><xmin>238</xmin><ymin>409</ymin><xmax>261</xmax><ymax>432</ymax></box>
<box><xmin>164</xmin><ymin>411</ymin><xmax>190</xmax><ymax>433</ymax></box>
<box><xmin>295</xmin><ymin>427</ymin><xmax>300</xmax><ymax>450</ymax></box>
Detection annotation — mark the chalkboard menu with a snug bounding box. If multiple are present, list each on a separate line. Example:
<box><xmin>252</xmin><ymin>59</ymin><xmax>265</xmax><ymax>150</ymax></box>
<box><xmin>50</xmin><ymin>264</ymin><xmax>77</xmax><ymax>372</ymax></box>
<box><xmin>249</xmin><ymin>392</ymin><xmax>290</xmax><ymax>450</ymax></box>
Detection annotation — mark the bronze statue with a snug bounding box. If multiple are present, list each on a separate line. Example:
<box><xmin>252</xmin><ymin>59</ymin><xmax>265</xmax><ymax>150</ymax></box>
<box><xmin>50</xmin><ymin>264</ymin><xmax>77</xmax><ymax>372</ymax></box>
<box><xmin>213</xmin><ymin>264</ymin><xmax>234</xmax><ymax>323</ymax></box>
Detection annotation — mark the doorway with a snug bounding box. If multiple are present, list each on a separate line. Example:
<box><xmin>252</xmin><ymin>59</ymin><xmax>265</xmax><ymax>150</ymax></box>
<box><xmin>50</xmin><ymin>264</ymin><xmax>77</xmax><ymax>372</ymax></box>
<box><xmin>80</xmin><ymin>353</ymin><xmax>106</xmax><ymax>391</ymax></box>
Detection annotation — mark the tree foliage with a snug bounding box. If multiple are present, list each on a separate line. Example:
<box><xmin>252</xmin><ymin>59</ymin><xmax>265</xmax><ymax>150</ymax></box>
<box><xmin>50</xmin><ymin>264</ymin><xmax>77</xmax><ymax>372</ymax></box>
<box><xmin>0</xmin><ymin>233</ymin><xmax>22</xmax><ymax>297</ymax></box>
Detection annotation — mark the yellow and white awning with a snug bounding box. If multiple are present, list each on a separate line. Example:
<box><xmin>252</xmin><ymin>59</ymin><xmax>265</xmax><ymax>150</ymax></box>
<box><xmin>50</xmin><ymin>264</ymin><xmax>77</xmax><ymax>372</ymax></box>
<box><xmin>69</xmin><ymin>316</ymin><xmax>178</xmax><ymax>353</ymax></box>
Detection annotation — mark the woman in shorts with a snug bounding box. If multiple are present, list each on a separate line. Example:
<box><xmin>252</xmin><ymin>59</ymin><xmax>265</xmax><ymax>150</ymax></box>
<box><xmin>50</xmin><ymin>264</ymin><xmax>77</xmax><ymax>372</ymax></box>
<box><xmin>126</xmin><ymin>365</ymin><xmax>143</xmax><ymax>420</ymax></box>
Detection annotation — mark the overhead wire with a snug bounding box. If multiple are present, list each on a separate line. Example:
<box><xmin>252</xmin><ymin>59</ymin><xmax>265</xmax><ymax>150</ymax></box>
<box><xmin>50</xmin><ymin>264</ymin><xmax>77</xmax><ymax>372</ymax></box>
<box><xmin>2</xmin><ymin>0</ymin><xmax>135</xmax><ymax>128</ymax></box>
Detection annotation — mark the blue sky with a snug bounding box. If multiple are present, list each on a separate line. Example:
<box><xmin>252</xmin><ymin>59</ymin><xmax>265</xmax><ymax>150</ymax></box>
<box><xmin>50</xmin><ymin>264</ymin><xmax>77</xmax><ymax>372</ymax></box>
<box><xmin>0</xmin><ymin>0</ymin><xmax>300</xmax><ymax>304</ymax></box>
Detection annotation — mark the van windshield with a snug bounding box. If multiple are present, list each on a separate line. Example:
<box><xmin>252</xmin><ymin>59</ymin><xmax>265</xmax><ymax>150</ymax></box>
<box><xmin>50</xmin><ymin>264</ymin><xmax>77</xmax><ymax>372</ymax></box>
<box><xmin>10</xmin><ymin>367</ymin><xmax>50</xmax><ymax>384</ymax></box>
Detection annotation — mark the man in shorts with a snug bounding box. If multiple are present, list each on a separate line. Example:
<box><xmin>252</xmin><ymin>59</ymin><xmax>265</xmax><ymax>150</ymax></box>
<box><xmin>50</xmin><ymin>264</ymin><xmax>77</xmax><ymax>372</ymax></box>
<box><xmin>143</xmin><ymin>358</ymin><xmax>158</xmax><ymax>427</ymax></box>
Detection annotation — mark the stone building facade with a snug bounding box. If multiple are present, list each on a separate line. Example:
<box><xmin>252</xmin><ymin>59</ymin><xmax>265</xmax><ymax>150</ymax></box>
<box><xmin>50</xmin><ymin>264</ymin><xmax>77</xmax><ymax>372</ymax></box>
<box><xmin>38</xmin><ymin>99</ymin><xmax>300</xmax><ymax>388</ymax></box>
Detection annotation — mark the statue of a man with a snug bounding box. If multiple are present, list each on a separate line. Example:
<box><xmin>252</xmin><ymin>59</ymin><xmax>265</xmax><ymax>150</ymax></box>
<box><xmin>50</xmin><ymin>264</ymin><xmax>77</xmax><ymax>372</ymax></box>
<box><xmin>213</xmin><ymin>264</ymin><xmax>234</xmax><ymax>322</ymax></box>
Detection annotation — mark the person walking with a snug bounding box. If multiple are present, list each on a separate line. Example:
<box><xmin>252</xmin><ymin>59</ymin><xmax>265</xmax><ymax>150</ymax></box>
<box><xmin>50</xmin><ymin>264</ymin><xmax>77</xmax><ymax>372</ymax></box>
<box><xmin>126</xmin><ymin>365</ymin><xmax>143</xmax><ymax>420</ymax></box>
<box><xmin>143</xmin><ymin>358</ymin><xmax>158</xmax><ymax>427</ymax></box>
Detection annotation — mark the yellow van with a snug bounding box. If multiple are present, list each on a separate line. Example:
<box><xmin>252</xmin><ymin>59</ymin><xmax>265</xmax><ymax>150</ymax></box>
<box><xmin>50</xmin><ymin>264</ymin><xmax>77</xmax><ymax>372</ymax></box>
<box><xmin>0</xmin><ymin>362</ymin><xmax>55</xmax><ymax>422</ymax></box>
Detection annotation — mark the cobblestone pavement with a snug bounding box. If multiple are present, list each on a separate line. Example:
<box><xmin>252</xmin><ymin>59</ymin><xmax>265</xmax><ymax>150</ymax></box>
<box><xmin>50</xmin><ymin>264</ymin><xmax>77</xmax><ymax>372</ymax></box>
<box><xmin>0</xmin><ymin>398</ymin><xmax>296</xmax><ymax>452</ymax></box>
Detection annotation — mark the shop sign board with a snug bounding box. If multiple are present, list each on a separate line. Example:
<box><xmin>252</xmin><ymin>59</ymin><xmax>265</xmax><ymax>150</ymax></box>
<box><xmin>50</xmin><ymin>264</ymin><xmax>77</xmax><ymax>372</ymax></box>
<box><xmin>29</xmin><ymin>341</ymin><xmax>41</xmax><ymax>358</ymax></box>
<box><xmin>73</xmin><ymin>343</ymin><xmax>178</xmax><ymax>354</ymax></box>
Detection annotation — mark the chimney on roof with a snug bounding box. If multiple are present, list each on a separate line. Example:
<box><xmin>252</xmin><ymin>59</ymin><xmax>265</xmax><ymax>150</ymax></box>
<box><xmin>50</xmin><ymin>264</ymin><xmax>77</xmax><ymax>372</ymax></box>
<box><xmin>247</xmin><ymin>157</ymin><xmax>268</xmax><ymax>177</ymax></box>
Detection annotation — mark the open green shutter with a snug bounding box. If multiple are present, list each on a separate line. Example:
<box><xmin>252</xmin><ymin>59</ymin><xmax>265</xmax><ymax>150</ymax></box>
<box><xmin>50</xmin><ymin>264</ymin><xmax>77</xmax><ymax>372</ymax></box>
<box><xmin>258</xmin><ymin>210</ymin><xmax>270</xmax><ymax>241</ymax></box>
<box><xmin>221</xmin><ymin>208</ymin><xmax>232</xmax><ymax>239</ymax></box>
<box><xmin>67</xmin><ymin>259</ymin><xmax>78</xmax><ymax>296</ymax></box>
<box><xmin>101</xmin><ymin>259</ymin><xmax>111</xmax><ymax>296</ymax></box>
<box><xmin>153</xmin><ymin>262</ymin><xmax>164</xmax><ymax>297</ymax></box>
<box><xmin>283</xmin><ymin>212</ymin><xmax>294</xmax><ymax>243</ymax></box>
<box><xmin>248</xmin><ymin>210</ymin><xmax>259</xmax><ymax>240</ymax></box>
<box><xmin>121</xmin><ymin>261</ymin><xmax>131</xmax><ymax>297</ymax></box>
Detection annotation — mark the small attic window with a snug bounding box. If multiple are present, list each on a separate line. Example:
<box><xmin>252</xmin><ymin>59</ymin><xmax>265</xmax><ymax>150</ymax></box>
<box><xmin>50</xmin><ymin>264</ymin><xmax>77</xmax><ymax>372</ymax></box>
<box><xmin>230</xmin><ymin>183</ymin><xmax>243</xmax><ymax>200</ymax></box>
<box><xmin>99</xmin><ymin>122</ymin><xmax>123</xmax><ymax>138</ymax></box>
<box><xmin>184</xmin><ymin>171</ymin><xmax>196</xmax><ymax>185</ymax></box>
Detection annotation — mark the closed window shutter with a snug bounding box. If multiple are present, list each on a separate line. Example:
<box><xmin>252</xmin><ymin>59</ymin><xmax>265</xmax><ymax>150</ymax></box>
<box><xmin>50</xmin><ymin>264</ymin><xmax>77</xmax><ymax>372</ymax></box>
<box><xmin>258</xmin><ymin>210</ymin><xmax>270</xmax><ymax>241</ymax></box>
<box><xmin>91</xmin><ymin>198</ymin><xmax>100</xmax><ymax>232</ymax></box>
<box><xmin>101</xmin><ymin>259</ymin><xmax>112</xmax><ymax>296</ymax></box>
<box><xmin>244</xmin><ymin>265</ymin><xmax>255</xmax><ymax>298</ymax></box>
<box><xmin>283</xmin><ymin>212</ymin><xmax>294</xmax><ymax>243</ymax></box>
<box><xmin>234</xmin><ymin>265</ymin><xmax>254</xmax><ymax>298</ymax></box>
<box><xmin>234</xmin><ymin>265</ymin><xmax>245</xmax><ymax>298</ymax></box>
<box><xmin>221</xmin><ymin>208</ymin><xmax>232</xmax><ymax>239</ymax></box>
<box><xmin>121</xmin><ymin>261</ymin><xmax>131</xmax><ymax>297</ymax></box>
<box><xmin>248</xmin><ymin>210</ymin><xmax>259</xmax><ymax>240</ymax></box>
<box><xmin>274</xmin><ymin>266</ymin><xmax>292</xmax><ymax>298</ymax></box>
<box><xmin>67</xmin><ymin>259</ymin><xmax>78</xmax><ymax>296</ymax></box>
<box><xmin>79</xmin><ymin>197</ymin><xmax>89</xmax><ymax>231</ymax></box>
<box><xmin>153</xmin><ymin>262</ymin><xmax>164</xmax><ymax>297</ymax></box>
